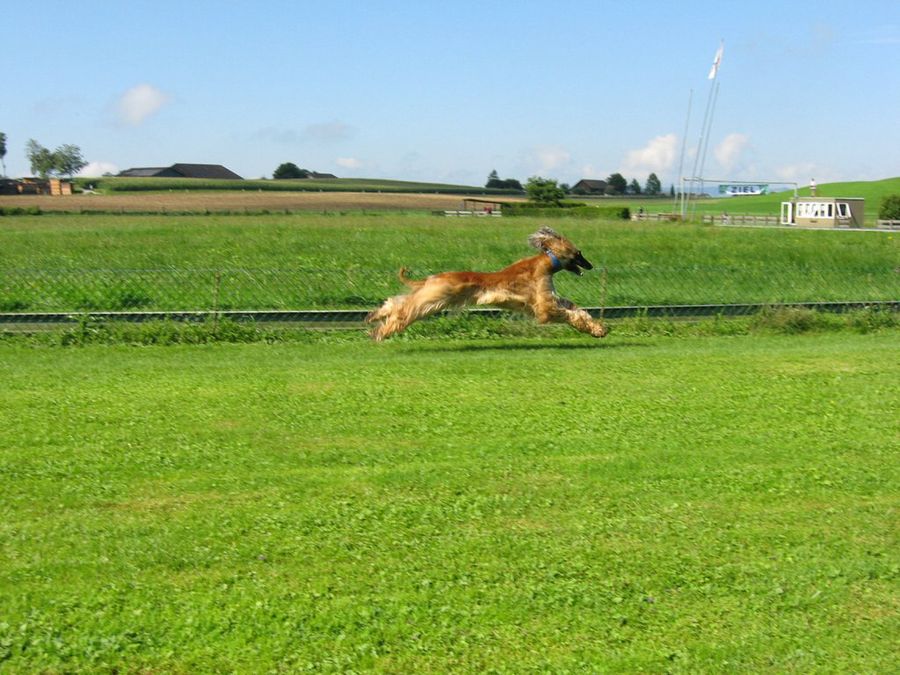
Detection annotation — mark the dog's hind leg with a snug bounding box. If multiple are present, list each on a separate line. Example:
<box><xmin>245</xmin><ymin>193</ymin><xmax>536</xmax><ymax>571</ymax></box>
<box><xmin>369</xmin><ymin>284</ymin><xmax>461</xmax><ymax>341</ymax></box>
<box><xmin>366</xmin><ymin>295</ymin><xmax>402</xmax><ymax>325</ymax></box>
<box><xmin>367</xmin><ymin>294</ymin><xmax>410</xmax><ymax>341</ymax></box>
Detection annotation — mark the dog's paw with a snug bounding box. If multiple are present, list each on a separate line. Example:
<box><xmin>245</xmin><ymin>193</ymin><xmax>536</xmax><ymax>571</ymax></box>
<box><xmin>592</xmin><ymin>324</ymin><xmax>609</xmax><ymax>338</ymax></box>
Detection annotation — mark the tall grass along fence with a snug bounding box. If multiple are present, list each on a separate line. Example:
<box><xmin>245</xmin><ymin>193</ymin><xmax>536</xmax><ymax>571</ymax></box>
<box><xmin>2</xmin><ymin>261</ymin><xmax>897</xmax><ymax>327</ymax></box>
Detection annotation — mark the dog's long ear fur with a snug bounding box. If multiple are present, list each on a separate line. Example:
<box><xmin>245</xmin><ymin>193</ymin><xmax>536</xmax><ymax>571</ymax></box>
<box><xmin>528</xmin><ymin>226</ymin><xmax>562</xmax><ymax>251</ymax></box>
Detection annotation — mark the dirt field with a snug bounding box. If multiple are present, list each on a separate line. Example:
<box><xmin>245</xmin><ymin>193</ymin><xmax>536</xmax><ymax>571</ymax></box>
<box><xmin>0</xmin><ymin>191</ymin><xmax>516</xmax><ymax>212</ymax></box>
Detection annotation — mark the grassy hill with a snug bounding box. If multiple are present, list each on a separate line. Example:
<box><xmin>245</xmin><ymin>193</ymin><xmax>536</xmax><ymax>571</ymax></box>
<box><xmin>699</xmin><ymin>176</ymin><xmax>900</xmax><ymax>218</ymax></box>
<box><xmin>583</xmin><ymin>177</ymin><xmax>900</xmax><ymax>219</ymax></box>
<box><xmin>75</xmin><ymin>176</ymin><xmax>519</xmax><ymax>196</ymax></box>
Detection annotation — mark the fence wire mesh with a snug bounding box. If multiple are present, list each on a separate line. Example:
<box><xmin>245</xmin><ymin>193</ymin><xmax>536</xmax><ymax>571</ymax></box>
<box><xmin>2</xmin><ymin>262</ymin><xmax>897</xmax><ymax>324</ymax></box>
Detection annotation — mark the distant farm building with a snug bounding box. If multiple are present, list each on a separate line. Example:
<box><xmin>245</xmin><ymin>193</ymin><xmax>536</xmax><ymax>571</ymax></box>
<box><xmin>0</xmin><ymin>178</ymin><xmax>73</xmax><ymax>195</ymax></box>
<box><xmin>571</xmin><ymin>179</ymin><xmax>608</xmax><ymax>195</ymax></box>
<box><xmin>0</xmin><ymin>179</ymin><xmax>20</xmax><ymax>195</ymax></box>
<box><xmin>118</xmin><ymin>163</ymin><xmax>243</xmax><ymax>180</ymax></box>
<box><xmin>780</xmin><ymin>197</ymin><xmax>865</xmax><ymax>228</ymax></box>
<box><xmin>48</xmin><ymin>178</ymin><xmax>73</xmax><ymax>195</ymax></box>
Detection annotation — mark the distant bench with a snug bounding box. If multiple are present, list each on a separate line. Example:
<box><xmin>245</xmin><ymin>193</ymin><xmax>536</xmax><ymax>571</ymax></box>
<box><xmin>443</xmin><ymin>210</ymin><xmax>502</xmax><ymax>217</ymax></box>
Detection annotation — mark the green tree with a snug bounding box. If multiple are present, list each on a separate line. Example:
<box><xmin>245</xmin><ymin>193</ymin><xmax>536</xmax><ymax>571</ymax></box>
<box><xmin>878</xmin><ymin>194</ymin><xmax>900</xmax><ymax>220</ymax></box>
<box><xmin>525</xmin><ymin>176</ymin><xmax>566</xmax><ymax>206</ymax></box>
<box><xmin>605</xmin><ymin>172</ymin><xmax>627</xmax><ymax>195</ymax></box>
<box><xmin>628</xmin><ymin>179</ymin><xmax>642</xmax><ymax>195</ymax></box>
<box><xmin>486</xmin><ymin>170</ymin><xmax>523</xmax><ymax>191</ymax></box>
<box><xmin>0</xmin><ymin>132</ymin><xmax>7</xmax><ymax>177</ymax></box>
<box><xmin>26</xmin><ymin>139</ymin><xmax>55</xmax><ymax>177</ymax></box>
<box><xmin>273</xmin><ymin>162</ymin><xmax>309</xmax><ymax>179</ymax></box>
<box><xmin>54</xmin><ymin>144</ymin><xmax>87</xmax><ymax>178</ymax></box>
<box><xmin>26</xmin><ymin>140</ymin><xmax>86</xmax><ymax>178</ymax></box>
<box><xmin>645</xmin><ymin>173</ymin><xmax>661</xmax><ymax>195</ymax></box>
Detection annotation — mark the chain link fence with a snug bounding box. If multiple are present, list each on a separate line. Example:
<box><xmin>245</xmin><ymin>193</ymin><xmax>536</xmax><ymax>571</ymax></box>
<box><xmin>1</xmin><ymin>261</ymin><xmax>897</xmax><ymax>325</ymax></box>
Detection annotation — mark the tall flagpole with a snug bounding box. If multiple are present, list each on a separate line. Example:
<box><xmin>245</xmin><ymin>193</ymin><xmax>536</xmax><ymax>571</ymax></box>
<box><xmin>675</xmin><ymin>89</ymin><xmax>693</xmax><ymax>217</ymax></box>
<box><xmin>693</xmin><ymin>79</ymin><xmax>720</xmax><ymax>219</ymax></box>
<box><xmin>683</xmin><ymin>40</ymin><xmax>723</xmax><ymax>219</ymax></box>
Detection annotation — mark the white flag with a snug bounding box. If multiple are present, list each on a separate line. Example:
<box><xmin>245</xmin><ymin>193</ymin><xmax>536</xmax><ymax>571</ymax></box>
<box><xmin>708</xmin><ymin>41</ymin><xmax>724</xmax><ymax>80</ymax></box>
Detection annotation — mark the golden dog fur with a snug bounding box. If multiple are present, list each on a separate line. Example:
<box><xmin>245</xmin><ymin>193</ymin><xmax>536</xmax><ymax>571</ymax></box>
<box><xmin>367</xmin><ymin>227</ymin><xmax>608</xmax><ymax>341</ymax></box>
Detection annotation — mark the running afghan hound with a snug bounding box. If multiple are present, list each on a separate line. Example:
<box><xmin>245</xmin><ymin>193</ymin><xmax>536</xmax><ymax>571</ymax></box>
<box><xmin>366</xmin><ymin>226</ymin><xmax>608</xmax><ymax>341</ymax></box>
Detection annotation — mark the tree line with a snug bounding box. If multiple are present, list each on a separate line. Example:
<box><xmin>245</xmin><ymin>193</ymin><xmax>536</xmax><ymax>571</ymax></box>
<box><xmin>0</xmin><ymin>134</ymin><xmax>88</xmax><ymax>179</ymax></box>
<box><xmin>2</xmin><ymin>133</ymin><xmax>88</xmax><ymax>178</ymax></box>
<box><xmin>522</xmin><ymin>175</ymin><xmax>674</xmax><ymax>206</ymax></box>
<box><xmin>272</xmin><ymin>162</ymin><xmax>314</xmax><ymax>179</ymax></box>
<box><xmin>597</xmin><ymin>172</ymin><xmax>664</xmax><ymax>196</ymax></box>
<box><xmin>486</xmin><ymin>169</ymin><xmax>667</xmax><ymax>196</ymax></box>
<box><xmin>25</xmin><ymin>140</ymin><xmax>87</xmax><ymax>178</ymax></box>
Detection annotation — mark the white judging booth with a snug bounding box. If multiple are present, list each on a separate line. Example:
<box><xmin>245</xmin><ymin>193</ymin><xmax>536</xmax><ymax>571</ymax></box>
<box><xmin>780</xmin><ymin>197</ymin><xmax>865</xmax><ymax>228</ymax></box>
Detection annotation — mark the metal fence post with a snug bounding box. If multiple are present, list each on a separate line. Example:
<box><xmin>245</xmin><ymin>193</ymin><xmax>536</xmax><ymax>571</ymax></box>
<box><xmin>212</xmin><ymin>271</ymin><xmax>221</xmax><ymax>335</ymax></box>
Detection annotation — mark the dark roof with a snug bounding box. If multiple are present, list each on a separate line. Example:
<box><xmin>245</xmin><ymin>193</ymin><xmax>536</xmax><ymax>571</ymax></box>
<box><xmin>118</xmin><ymin>164</ymin><xmax>243</xmax><ymax>180</ymax></box>
<box><xmin>118</xmin><ymin>167</ymin><xmax>170</xmax><ymax>178</ymax></box>
<box><xmin>308</xmin><ymin>171</ymin><xmax>337</xmax><ymax>179</ymax></box>
<box><xmin>170</xmin><ymin>164</ymin><xmax>243</xmax><ymax>180</ymax></box>
<box><xmin>573</xmin><ymin>179</ymin><xmax>608</xmax><ymax>190</ymax></box>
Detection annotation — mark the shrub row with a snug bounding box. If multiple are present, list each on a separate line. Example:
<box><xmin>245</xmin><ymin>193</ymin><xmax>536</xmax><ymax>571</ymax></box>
<box><xmin>2</xmin><ymin>308</ymin><xmax>895</xmax><ymax>347</ymax></box>
<box><xmin>503</xmin><ymin>203</ymin><xmax>630</xmax><ymax>219</ymax></box>
<box><xmin>0</xmin><ymin>206</ymin><xmax>42</xmax><ymax>216</ymax></box>
<box><xmin>878</xmin><ymin>194</ymin><xmax>900</xmax><ymax>220</ymax></box>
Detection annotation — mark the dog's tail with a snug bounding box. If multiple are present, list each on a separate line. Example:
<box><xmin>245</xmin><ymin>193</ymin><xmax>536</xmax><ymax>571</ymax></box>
<box><xmin>398</xmin><ymin>267</ymin><xmax>425</xmax><ymax>289</ymax></box>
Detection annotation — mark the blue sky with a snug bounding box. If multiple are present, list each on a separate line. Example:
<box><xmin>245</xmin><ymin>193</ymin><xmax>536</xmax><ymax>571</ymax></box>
<box><xmin>4</xmin><ymin>0</ymin><xmax>899</xmax><ymax>187</ymax></box>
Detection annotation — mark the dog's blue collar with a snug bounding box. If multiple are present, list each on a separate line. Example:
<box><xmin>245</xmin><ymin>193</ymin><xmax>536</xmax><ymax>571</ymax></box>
<box><xmin>545</xmin><ymin>249</ymin><xmax>562</xmax><ymax>272</ymax></box>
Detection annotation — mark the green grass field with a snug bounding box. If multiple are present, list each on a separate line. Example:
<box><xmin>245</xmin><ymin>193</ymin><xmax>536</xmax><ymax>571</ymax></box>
<box><xmin>2</xmin><ymin>214</ymin><xmax>897</xmax><ymax>311</ymax></box>
<box><xmin>58</xmin><ymin>175</ymin><xmax>899</xmax><ymax>220</ymax></box>
<box><xmin>1</xmin><ymin>202</ymin><xmax>898</xmax><ymax>671</ymax></box>
<box><xmin>0</xmin><ymin>331</ymin><xmax>897</xmax><ymax>672</ymax></box>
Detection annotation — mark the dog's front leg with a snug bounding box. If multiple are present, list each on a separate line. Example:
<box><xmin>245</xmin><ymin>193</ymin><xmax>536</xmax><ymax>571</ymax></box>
<box><xmin>562</xmin><ymin>306</ymin><xmax>608</xmax><ymax>337</ymax></box>
<box><xmin>536</xmin><ymin>297</ymin><xmax>608</xmax><ymax>338</ymax></box>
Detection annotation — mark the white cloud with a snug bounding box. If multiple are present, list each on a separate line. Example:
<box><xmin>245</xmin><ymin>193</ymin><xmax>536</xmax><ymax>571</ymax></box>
<box><xmin>117</xmin><ymin>84</ymin><xmax>171</xmax><ymax>126</ymax></box>
<box><xmin>533</xmin><ymin>145</ymin><xmax>571</xmax><ymax>173</ymax></box>
<box><xmin>714</xmin><ymin>133</ymin><xmax>750</xmax><ymax>172</ymax></box>
<box><xmin>336</xmin><ymin>157</ymin><xmax>362</xmax><ymax>169</ymax></box>
<box><xmin>77</xmin><ymin>161</ymin><xmax>119</xmax><ymax>177</ymax></box>
<box><xmin>304</xmin><ymin>121</ymin><xmax>354</xmax><ymax>143</ymax></box>
<box><xmin>516</xmin><ymin>145</ymin><xmax>573</xmax><ymax>178</ymax></box>
<box><xmin>621</xmin><ymin>134</ymin><xmax>678</xmax><ymax>176</ymax></box>
<box><xmin>579</xmin><ymin>164</ymin><xmax>604</xmax><ymax>179</ymax></box>
<box><xmin>254</xmin><ymin>127</ymin><xmax>300</xmax><ymax>144</ymax></box>
<box><xmin>254</xmin><ymin>120</ymin><xmax>355</xmax><ymax>146</ymax></box>
<box><xmin>773</xmin><ymin>162</ymin><xmax>823</xmax><ymax>184</ymax></box>
<box><xmin>851</xmin><ymin>25</ymin><xmax>900</xmax><ymax>45</ymax></box>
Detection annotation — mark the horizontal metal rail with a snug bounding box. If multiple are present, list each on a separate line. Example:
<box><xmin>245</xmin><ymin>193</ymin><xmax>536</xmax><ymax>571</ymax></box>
<box><xmin>1</xmin><ymin>301</ymin><xmax>897</xmax><ymax>326</ymax></box>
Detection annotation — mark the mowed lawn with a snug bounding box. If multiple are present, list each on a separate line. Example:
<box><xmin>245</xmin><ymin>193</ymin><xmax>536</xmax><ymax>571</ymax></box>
<box><xmin>0</xmin><ymin>332</ymin><xmax>897</xmax><ymax>672</ymax></box>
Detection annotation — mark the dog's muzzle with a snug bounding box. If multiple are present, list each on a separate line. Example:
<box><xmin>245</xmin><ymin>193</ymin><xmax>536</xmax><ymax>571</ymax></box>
<box><xmin>567</xmin><ymin>252</ymin><xmax>593</xmax><ymax>276</ymax></box>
